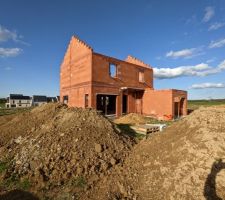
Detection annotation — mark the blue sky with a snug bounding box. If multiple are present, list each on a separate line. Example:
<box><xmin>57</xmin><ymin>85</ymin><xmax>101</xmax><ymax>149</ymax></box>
<box><xmin>0</xmin><ymin>0</ymin><xmax>225</xmax><ymax>99</ymax></box>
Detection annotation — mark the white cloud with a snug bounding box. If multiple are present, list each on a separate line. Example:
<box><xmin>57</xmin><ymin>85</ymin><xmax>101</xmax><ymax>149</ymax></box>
<box><xmin>208</xmin><ymin>22</ymin><xmax>225</xmax><ymax>31</ymax></box>
<box><xmin>153</xmin><ymin>60</ymin><xmax>225</xmax><ymax>79</ymax></box>
<box><xmin>202</xmin><ymin>6</ymin><xmax>214</xmax><ymax>22</ymax></box>
<box><xmin>166</xmin><ymin>47</ymin><xmax>203</xmax><ymax>59</ymax></box>
<box><xmin>0</xmin><ymin>47</ymin><xmax>22</xmax><ymax>57</ymax></box>
<box><xmin>0</xmin><ymin>25</ymin><xmax>28</xmax><ymax>45</ymax></box>
<box><xmin>0</xmin><ymin>25</ymin><xmax>19</xmax><ymax>42</ymax></box>
<box><xmin>218</xmin><ymin>60</ymin><xmax>225</xmax><ymax>69</ymax></box>
<box><xmin>191</xmin><ymin>83</ymin><xmax>225</xmax><ymax>89</ymax></box>
<box><xmin>209</xmin><ymin>38</ymin><xmax>225</xmax><ymax>48</ymax></box>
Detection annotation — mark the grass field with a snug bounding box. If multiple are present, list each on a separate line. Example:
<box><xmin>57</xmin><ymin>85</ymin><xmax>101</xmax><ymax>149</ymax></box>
<box><xmin>0</xmin><ymin>99</ymin><xmax>33</xmax><ymax>116</ymax></box>
<box><xmin>188</xmin><ymin>99</ymin><xmax>225</xmax><ymax>110</ymax></box>
<box><xmin>0</xmin><ymin>106</ymin><xmax>31</xmax><ymax>116</ymax></box>
<box><xmin>0</xmin><ymin>103</ymin><xmax>5</xmax><ymax>108</ymax></box>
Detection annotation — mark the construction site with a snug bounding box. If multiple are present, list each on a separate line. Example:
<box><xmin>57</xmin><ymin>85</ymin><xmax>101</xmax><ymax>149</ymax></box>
<box><xmin>0</xmin><ymin>37</ymin><xmax>225</xmax><ymax>200</ymax></box>
<box><xmin>0</xmin><ymin>102</ymin><xmax>225</xmax><ymax>200</ymax></box>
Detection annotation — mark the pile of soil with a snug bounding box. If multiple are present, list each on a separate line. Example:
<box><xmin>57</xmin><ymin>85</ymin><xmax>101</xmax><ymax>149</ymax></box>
<box><xmin>0</xmin><ymin>103</ymin><xmax>134</xmax><ymax>199</ymax></box>
<box><xmin>86</xmin><ymin>106</ymin><xmax>225</xmax><ymax>199</ymax></box>
<box><xmin>1</xmin><ymin>105</ymin><xmax>225</xmax><ymax>200</ymax></box>
<box><xmin>114</xmin><ymin>113</ymin><xmax>147</xmax><ymax>125</ymax></box>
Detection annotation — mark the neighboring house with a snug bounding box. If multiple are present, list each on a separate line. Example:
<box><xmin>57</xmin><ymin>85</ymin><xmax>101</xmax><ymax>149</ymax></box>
<box><xmin>47</xmin><ymin>96</ymin><xmax>59</xmax><ymax>103</ymax></box>
<box><xmin>32</xmin><ymin>95</ymin><xmax>47</xmax><ymax>106</ymax></box>
<box><xmin>5</xmin><ymin>94</ymin><xmax>32</xmax><ymax>108</ymax></box>
<box><xmin>59</xmin><ymin>36</ymin><xmax>187</xmax><ymax>120</ymax></box>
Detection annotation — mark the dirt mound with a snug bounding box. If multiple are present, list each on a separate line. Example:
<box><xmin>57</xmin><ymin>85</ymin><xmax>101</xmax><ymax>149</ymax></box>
<box><xmin>86</xmin><ymin>106</ymin><xmax>225</xmax><ymax>199</ymax></box>
<box><xmin>114</xmin><ymin>113</ymin><xmax>147</xmax><ymax>125</ymax></box>
<box><xmin>0</xmin><ymin>103</ymin><xmax>134</xmax><ymax>199</ymax></box>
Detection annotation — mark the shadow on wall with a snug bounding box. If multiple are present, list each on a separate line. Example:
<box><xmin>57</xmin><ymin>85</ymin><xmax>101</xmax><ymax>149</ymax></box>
<box><xmin>0</xmin><ymin>189</ymin><xmax>39</xmax><ymax>200</ymax></box>
<box><xmin>204</xmin><ymin>159</ymin><xmax>225</xmax><ymax>200</ymax></box>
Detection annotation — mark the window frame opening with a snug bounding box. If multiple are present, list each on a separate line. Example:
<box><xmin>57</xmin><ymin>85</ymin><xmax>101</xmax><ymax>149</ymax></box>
<box><xmin>109</xmin><ymin>63</ymin><xmax>117</xmax><ymax>78</ymax></box>
<box><xmin>63</xmin><ymin>95</ymin><xmax>68</xmax><ymax>104</ymax></box>
<box><xmin>138</xmin><ymin>70</ymin><xmax>145</xmax><ymax>83</ymax></box>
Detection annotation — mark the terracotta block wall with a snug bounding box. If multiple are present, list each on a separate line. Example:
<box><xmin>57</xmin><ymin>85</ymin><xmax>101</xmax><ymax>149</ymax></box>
<box><xmin>143</xmin><ymin>89</ymin><xmax>187</xmax><ymax>120</ymax></box>
<box><xmin>143</xmin><ymin>89</ymin><xmax>173</xmax><ymax>120</ymax></box>
<box><xmin>127</xmin><ymin>91</ymin><xmax>136</xmax><ymax>113</ymax></box>
<box><xmin>60</xmin><ymin>36</ymin><xmax>93</xmax><ymax>107</ymax></box>
<box><xmin>92</xmin><ymin>53</ymin><xmax>153</xmax><ymax>89</ymax></box>
<box><xmin>172</xmin><ymin>90</ymin><xmax>188</xmax><ymax>116</ymax></box>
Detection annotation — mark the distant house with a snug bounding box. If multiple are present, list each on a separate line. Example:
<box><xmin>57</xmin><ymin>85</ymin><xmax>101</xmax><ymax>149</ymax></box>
<box><xmin>32</xmin><ymin>95</ymin><xmax>47</xmax><ymax>106</ymax></box>
<box><xmin>5</xmin><ymin>94</ymin><xmax>60</xmax><ymax>108</ymax></box>
<box><xmin>5</xmin><ymin>94</ymin><xmax>32</xmax><ymax>108</ymax></box>
<box><xmin>47</xmin><ymin>96</ymin><xmax>59</xmax><ymax>103</ymax></box>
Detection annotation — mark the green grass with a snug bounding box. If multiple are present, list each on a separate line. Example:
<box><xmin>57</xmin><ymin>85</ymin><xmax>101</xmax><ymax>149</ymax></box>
<box><xmin>188</xmin><ymin>99</ymin><xmax>225</xmax><ymax>110</ymax></box>
<box><xmin>0</xmin><ymin>173</ymin><xmax>31</xmax><ymax>191</ymax></box>
<box><xmin>0</xmin><ymin>161</ymin><xmax>8</xmax><ymax>173</ymax></box>
<box><xmin>115</xmin><ymin>116</ymin><xmax>172</xmax><ymax>140</ymax></box>
<box><xmin>0</xmin><ymin>103</ymin><xmax>5</xmax><ymax>108</ymax></box>
<box><xmin>19</xmin><ymin>178</ymin><xmax>31</xmax><ymax>190</ymax></box>
<box><xmin>116</xmin><ymin>123</ymin><xmax>146</xmax><ymax>139</ymax></box>
<box><xmin>0</xmin><ymin>159</ymin><xmax>31</xmax><ymax>191</ymax></box>
<box><xmin>71</xmin><ymin>176</ymin><xmax>86</xmax><ymax>188</ymax></box>
<box><xmin>0</xmin><ymin>107</ymin><xmax>31</xmax><ymax>116</ymax></box>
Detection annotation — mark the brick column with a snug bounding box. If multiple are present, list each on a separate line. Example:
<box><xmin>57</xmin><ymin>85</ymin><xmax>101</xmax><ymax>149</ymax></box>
<box><xmin>116</xmin><ymin>92</ymin><xmax>122</xmax><ymax>117</ymax></box>
<box><xmin>183</xmin><ymin>98</ymin><xmax>188</xmax><ymax>116</ymax></box>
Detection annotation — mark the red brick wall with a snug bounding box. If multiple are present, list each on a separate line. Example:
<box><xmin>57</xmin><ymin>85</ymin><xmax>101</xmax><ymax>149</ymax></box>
<box><xmin>143</xmin><ymin>89</ymin><xmax>187</xmax><ymax>120</ymax></box>
<box><xmin>92</xmin><ymin>53</ymin><xmax>153</xmax><ymax>89</ymax></box>
<box><xmin>143</xmin><ymin>89</ymin><xmax>173</xmax><ymax>120</ymax></box>
<box><xmin>60</xmin><ymin>36</ymin><xmax>93</xmax><ymax>107</ymax></box>
<box><xmin>172</xmin><ymin>90</ymin><xmax>187</xmax><ymax>116</ymax></box>
<box><xmin>60</xmin><ymin>36</ymin><xmax>187</xmax><ymax>119</ymax></box>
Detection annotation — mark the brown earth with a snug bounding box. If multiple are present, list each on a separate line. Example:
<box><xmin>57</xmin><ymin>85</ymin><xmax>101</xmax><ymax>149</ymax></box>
<box><xmin>114</xmin><ymin>113</ymin><xmax>148</xmax><ymax>125</ymax></box>
<box><xmin>0</xmin><ymin>103</ymin><xmax>134</xmax><ymax>199</ymax></box>
<box><xmin>1</xmin><ymin>104</ymin><xmax>225</xmax><ymax>200</ymax></box>
<box><xmin>86</xmin><ymin>106</ymin><xmax>225</xmax><ymax>200</ymax></box>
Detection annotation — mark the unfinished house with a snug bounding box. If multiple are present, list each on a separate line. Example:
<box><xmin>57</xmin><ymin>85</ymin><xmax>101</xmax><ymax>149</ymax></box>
<box><xmin>60</xmin><ymin>36</ymin><xmax>187</xmax><ymax>120</ymax></box>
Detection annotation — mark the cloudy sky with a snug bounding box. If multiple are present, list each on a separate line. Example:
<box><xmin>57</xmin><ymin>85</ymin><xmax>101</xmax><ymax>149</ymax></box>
<box><xmin>0</xmin><ymin>0</ymin><xmax>225</xmax><ymax>99</ymax></box>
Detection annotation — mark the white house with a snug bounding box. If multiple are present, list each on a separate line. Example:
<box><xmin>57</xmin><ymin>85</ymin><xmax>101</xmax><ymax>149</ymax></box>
<box><xmin>32</xmin><ymin>95</ymin><xmax>47</xmax><ymax>106</ymax></box>
<box><xmin>5</xmin><ymin>94</ymin><xmax>32</xmax><ymax>108</ymax></box>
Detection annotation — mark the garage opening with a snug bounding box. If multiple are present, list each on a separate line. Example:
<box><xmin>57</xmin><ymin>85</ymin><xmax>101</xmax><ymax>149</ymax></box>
<box><xmin>96</xmin><ymin>94</ymin><xmax>116</xmax><ymax>115</ymax></box>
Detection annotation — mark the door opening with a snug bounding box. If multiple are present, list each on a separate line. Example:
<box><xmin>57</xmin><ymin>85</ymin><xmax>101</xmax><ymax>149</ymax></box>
<box><xmin>174</xmin><ymin>102</ymin><xmax>179</xmax><ymax>118</ymax></box>
<box><xmin>96</xmin><ymin>94</ymin><xmax>116</xmax><ymax>115</ymax></box>
<box><xmin>122</xmin><ymin>95</ymin><xmax>127</xmax><ymax>114</ymax></box>
<box><xmin>135</xmin><ymin>91</ymin><xmax>143</xmax><ymax>114</ymax></box>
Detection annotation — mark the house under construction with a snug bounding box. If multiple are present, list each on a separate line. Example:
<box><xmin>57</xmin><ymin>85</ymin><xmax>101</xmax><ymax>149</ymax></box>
<box><xmin>60</xmin><ymin>36</ymin><xmax>187</xmax><ymax>120</ymax></box>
